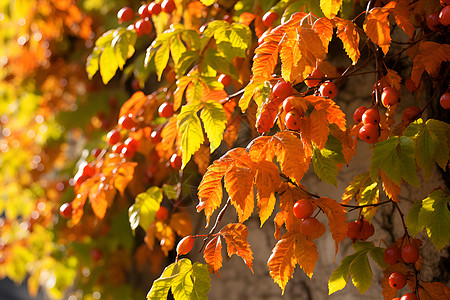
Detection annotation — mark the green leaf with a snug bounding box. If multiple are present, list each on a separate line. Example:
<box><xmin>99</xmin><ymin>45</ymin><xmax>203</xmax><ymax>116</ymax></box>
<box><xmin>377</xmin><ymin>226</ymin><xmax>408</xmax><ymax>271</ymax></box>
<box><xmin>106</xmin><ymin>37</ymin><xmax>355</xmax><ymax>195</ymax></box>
<box><xmin>177</xmin><ymin>102</ymin><xmax>204</xmax><ymax>169</ymax></box>
<box><xmin>155</xmin><ymin>41</ymin><xmax>171</xmax><ymax>81</ymax></box>
<box><xmin>128</xmin><ymin>187</ymin><xmax>163</xmax><ymax>231</ymax></box>
<box><xmin>426</xmin><ymin>119</ymin><xmax>450</xmax><ymax>169</ymax></box>
<box><xmin>416</xmin><ymin>127</ymin><xmax>437</xmax><ymax>179</ymax></box>
<box><xmin>359</xmin><ymin>181</ymin><xmax>379</xmax><ymax>221</ymax></box>
<box><xmin>312</xmin><ymin>136</ymin><xmax>344</xmax><ymax>186</ymax></box>
<box><xmin>201</xmin><ymin>21</ymin><xmax>251</xmax><ymax>58</ymax></box>
<box><xmin>239</xmin><ymin>80</ymin><xmax>267</xmax><ymax>112</ymax></box>
<box><xmin>201</xmin><ymin>101</ymin><xmax>227</xmax><ymax>152</ymax></box>
<box><xmin>370</xmin><ymin>136</ymin><xmax>418</xmax><ymax>187</ymax></box>
<box><xmin>162</xmin><ymin>184</ymin><xmax>178</xmax><ymax>200</ymax></box>
<box><xmin>368</xmin><ymin>247</ymin><xmax>388</xmax><ymax>270</ymax></box>
<box><xmin>170</xmin><ymin>36</ymin><xmax>186</xmax><ymax>65</ymax></box>
<box><xmin>328</xmin><ymin>253</ymin><xmax>358</xmax><ymax>294</ymax></box>
<box><xmin>176</xmin><ymin>51</ymin><xmax>200</xmax><ymax>77</ymax></box>
<box><xmin>406</xmin><ymin>199</ymin><xmax>424</xmax><ymax>237</ymax></box>
<box><xmin>349</xmin><ymin>251</ymin><xmax>373</xmax><ymax>294</ymax></box>
<box><xmin>203</xmin><ymin>49</ymin><xmax>238</xmax><ymax>79</ymax></box>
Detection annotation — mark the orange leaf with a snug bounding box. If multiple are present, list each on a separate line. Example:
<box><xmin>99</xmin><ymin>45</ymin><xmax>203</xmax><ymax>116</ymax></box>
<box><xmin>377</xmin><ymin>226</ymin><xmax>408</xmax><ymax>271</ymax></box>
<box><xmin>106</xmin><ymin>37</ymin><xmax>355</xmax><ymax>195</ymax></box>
<box><xmin>193</xmin><ymin>145</ymin><xmax>210</xmax><ymax>175</ymax></box>
<box><xmin>155</xmin><ymin>117</ymin><xmax>178</xmax><ymax>160</ymax></box>
<box><xmin>383</xmin><ymin>69</ymin><xmax>402</xmax><ymax>91</ymax></box>
<box><xmin>310</xmin><ymin>108</ymin><xmax>329</xmax><ymax>149</ymax></box>
<box><xmin>381</xmin><ymin>169</ymin><xmax>401</xmax><ymax>202</ymax></box>
<box><xmin>223</xmin><ymin>115</ymin><xmax>240</xmax><ymax>148</ymax></box>
<box><xmin>255</xmin><ymin>160</ymin><xmax>281</xmax><ymax>226</ymax></box>
<box><xmin>173</xmin><ymin>75</ymin><xmax>193</xmax><ymax>111</ymax></box>
<box><xmin>114</xmin><ymin>161</ymin><xmax>138</xmax><ymax>196</ymax></box>
<box><xmin>364</xmin><ymin>7</ymin><xmax>391</xmax><ymax>55</ymax></box>
<box><xmin>313</xmin><ymin>197</ymin><xmax>347</xmax><ymax>256</ymax></box>
<box><xmin>256</xmin><ymin>100</ymin><xmax>278</xmax><ymax>134</ymax></box>
<box><xmin>390</xmin><ymin>0</ymin><xmax>415</xmax><ymax>39</ymax></box>
<box><xmin>204</xmin><ymin>236</ymin><xmax>223</xmax><ymax>274</ymax></box>
<box><xmin>119</xmin><ymin>91</ymin><xmax>148</xmax><ymax>119</ymax></box>
<box><xmin>219</xmin><ymin>223</ymin><xmax>253</xmax><ymax>272</ymax></box>
<box><xmin>330</xmin><ymin>125</ymin><xmax>357</xmax><ymax>165</ymax></box>
<box><xmin>169</xmin><ymin>210</ymin><xmax>192</xmax><ymax>237</ymax></box>
<box><xmin>418</xmin><ymin>281</ymin><xmax>450</xmax><ymax>300</ymax></box>
<box><xmin>411</xmin><ymin>42</ymin><xmax>450</xmax><ymax>87</ymax></box>
<box><xmin>248</xmin><ymin>136</ymin><xmax>274</xmax><ymax>162</ymax></box>
<box><xmin>334</xmin><ymin>18</ymin><xmax>360</xmax><ymax>64</ymax></box>
<box><xmin>278</xmin><ymin>182</ymin><xmax>310</xmax><ymax>233</ymax></box>
<box><xmin>71</xmin><ymin>192</ymin><xmax>88</xmax><ymax>225</ymax></box>
<box><xmin>313</xmin><ymin>17</ymin><xmax>334</xmax><ymax>50</ymax></box>
<box><xmin>88</xmin><ymin>181</ymin><xmax>111</xmax><ymax>220</ymax></box>
<box><xmin>294</xmin><ymin>234</ymin><xmax>319</xmax><ymax>278</ymax></box>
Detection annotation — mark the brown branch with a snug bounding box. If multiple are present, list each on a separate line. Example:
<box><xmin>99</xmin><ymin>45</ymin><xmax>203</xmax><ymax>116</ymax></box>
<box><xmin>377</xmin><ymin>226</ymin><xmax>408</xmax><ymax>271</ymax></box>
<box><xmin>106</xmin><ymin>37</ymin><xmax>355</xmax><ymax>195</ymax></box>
<box><xmin>199</xmin><ymin>197</ymin><xmax>231</xmax><ymax>252</ymax></box>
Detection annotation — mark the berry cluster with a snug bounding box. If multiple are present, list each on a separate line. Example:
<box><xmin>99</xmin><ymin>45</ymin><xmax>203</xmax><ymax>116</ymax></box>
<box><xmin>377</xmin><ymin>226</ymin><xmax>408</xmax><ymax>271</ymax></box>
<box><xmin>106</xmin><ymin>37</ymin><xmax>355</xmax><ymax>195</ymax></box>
<box><xmin>425</xmin><ymin>0</ymin><xmax>450</xmax><ymax>32</ymax></box>
<box><xmin>346</xmin><ymin>219</ymin><xmax>374</xmax><ymax>241</ymax></box>
<box><xmin>292</xmin><ymin>199</ymin><xmax>323</xmax><ymax>236</ymax></box>
<box><xmin>355</xmin><ymin>107</ymin><xmax>380</xmax><ymax>144</ymax></box>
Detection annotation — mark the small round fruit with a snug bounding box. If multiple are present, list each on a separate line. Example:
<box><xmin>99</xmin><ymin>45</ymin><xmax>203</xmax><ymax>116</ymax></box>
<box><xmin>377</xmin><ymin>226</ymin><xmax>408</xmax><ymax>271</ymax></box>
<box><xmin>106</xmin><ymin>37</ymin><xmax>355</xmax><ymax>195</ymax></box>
<box><xmin>161</xmin><ymin>0</ymin><xmax>176</xmax><ymax>14</ymax></box>
<box><xmin>74</xmin><ymin>172</ymin><xmax>88</xmax><ymax>186</ymax></box>
<box><xmin>80</xmin><ymin>162</ymin><xmax>95</xmax><ymax>177</ymax></box>
<box><xmin>121</xmin><ymin>146</ymin><xmax>135</xmax><ymax>159</ymax></box>
<box><xmin>59</xmin><ymin>202</ymin><xmax>72</xmax><ymax>219</ymax></box>
<box><xmin>401</xmin><ymin>106</ymin><xmax>421</xmax><ymax>122</ymax></box>
<box><xmin>439</xmin><ymin>6</ymin><xmax>450</xmax><ymax>25</ymax></box>
<box><xmin>440</xmin><ymin>92</ymin><xmax>450</xmax><ymax>109</ymax></box>
<box><xmin>273</xmin><ymin>80</ymin><xmax>293</xmax><ymax>100</ymax></box>
<box><xmin>176</xmin><ymin>236</ymin><xmax>194</xmax><ymax>255</ymax></box>
<box><xmin>218</xmin><ymin>74</ymin><xmax>231</xmax><ymax>87</ymax></box>
<box><xmin>389</xmin><ymin>272</ymin><xmax>407</xmax><ymax>289</ymax></box>
<box><xmin>300</xmin><ymin>217</ymin><xmax>321</xmax><ymax>236</ymax></box>
<box><xmin>401</xmin><ymin>243</ymin><xmax>419</xmax><ymax>264</ymax></box>
<box><xmin>353</xmin><ymin>106</ymin><xmax>367</xmax><ymax>123</ymax></box>
<box><xmin>347</xmin><ymin>220</ymin><xmax>361</xmax><ymax>240</ymax></box>
<box><xmin>148</xmin><ymin>2</ymin><xmax>162</xmax><ymax>15</ymax></box>
<box><xmin>426</xmin><ymin>12</ymin><xmax>442</xmax><ymax>31</ymax></box>
<box><xmin>282</xmin><ymin>97</ymin><xmax>295</xmax><ymax>113</ymax></box>
<box><xmin>384</xmin><ymin>246</ymin><xmax>402</xmax><ymax>265</ymax></box>
<box><xmin>319</xmin><ymin>81</ymin><xmax>338</xmax><ymax>99</ymax></box>
<box><xmin>135</xmin><ymin>19</ymin><xmax>153</xmax><ymax>35</ymax></box>
<box><xmin>170</xmin><ymin>154</ymin><xmax>182</xmax><ymax>169</ymax></box>
<box><xmin>381</xmin><ymin>87</ymin><xmax>399</xmax><ymax>107</ymax></box>
<box><xmin>156</xmin><ymin>206</ymin><xmax>169</xmax><ymax>221</ymax></box>
<box><xmin>262</xmin><ymin>11</ymin><xmax>279</xmax><ymax>27</ymax></box>
<box><xmin>138</xmin><ymin>4</ymin><xmax>151</xmax><ymax>19</ymax></box>
<box><xmin>358</xmin><ymin>123</ymin><xmax>379</xmax><ymax>144</ymax></box>
<box><xmin>91</xmin><ymin>148</ymin><xmax>101</xmax><ymax>158</ymax></box>
<box><xmin>118</xmin><ymin>114</ymin><xmax>137</xmax><ymax>130</ymax></box>
<box><xmin>158</xmin><ymin>102</ymin><xmax>174</xmax><ymax>118</ymax></box>
<box><xmin>293</xmin><ymin>199</ymin><xmax>314</xmax><ymax>220</ymax></box>
<box><xmin>362</xmin><ymin>108</ymin><xmax>380</xmax><ymax>125</ymax></box>
<box><xmin>358</xmin><ymin>220</ymin><xmax>375</xmax><ymax>240</ymax></box>
<box><xmin>90</xmin><ymin>249</ymin><xmax>103</xmax><ymax>262</ymax></box>
<box><xmin>107</xmin><ymin>129</ymin><xmax>121</xmax><ymax>145</ymax></box>
<box><xmin>404</xmin><ymin>78</ymin><xmax>418</xmax><ymax>92</ymax></box>
<box><xmin>117</xmin><ymin>7</ymin><xmax>134</xmax><ymax>23</ymax></box>
<box><xmin>285</xmin><ymin>111</ymin><xmax>301</xmax><ymax>131</ymax></box>
<box><xmin>305</xmin><ymin>68</ymin><xmax>324</xmax><ymax>87</ymax></box>
<box><xmin>223</xmin><ymin>14</ymin><xmax>232</xmax><ymax>23</ymax></box>
<box><xmin>111</xmin><ymin>143</ymin><xmax>125</xmax><ymax>154</ymax></box>
<box><xmin>401</xmin><ymin>293</ymin><xmax>418</xmax><ymax>300</ymax></box>
<box><xmin>124</xmin><ymin>137</ymin><xmax>139</xmax><ymax>152</ymax></box>
<box><xmin>150</xmin><ymin>130</ymin><xmax>162</xmax><ymax>143</ymax></box>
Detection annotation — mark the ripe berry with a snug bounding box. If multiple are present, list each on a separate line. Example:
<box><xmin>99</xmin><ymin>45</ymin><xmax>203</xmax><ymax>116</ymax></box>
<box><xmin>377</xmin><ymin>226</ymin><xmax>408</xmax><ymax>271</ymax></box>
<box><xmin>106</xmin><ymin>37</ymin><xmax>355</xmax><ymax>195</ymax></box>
<box><xmin>404</xmin><ymin>78</ymin><xmax>418</xmax><ymax>92</ymax></box>
<box><xmin>362</xmin><ymin>108</ymin><xmax>380</xmax><ymax>125</ymax></box>
<box><xmin>273</xmin><ymin>80</ymin><xmax>294</xmax><ymax>101</ymax></box>
<box><xmin>401</xmin><ymin>293</ymin><xmax>418</xmax><ymax>300</ymax></box>
<box><xmin>177</xmin><ymin>235</ymin><xmax>194</xmax><ymax>255</ymax></box>
<box><xmin>381</xmin><ymin>87</ymin><xmax>399</xmax><ymax>107</ymax></box>
<box><xmin>389</xmin><ymin>272</ymin><xmax>407</xmax><ymax>289</ymax></box>
<box><xmin>161</xmin><ymin>0</ymin><xmax>176</xmax><ymax>14</ymax></box>
<box><xmin>135</xmin><ymin>19</ymin><xmax>153</xmax><ymax>35</ymax></box>
<box><xmin>118</xmin><ymin>114</ymin><xmax>137</xmax><ymax>130</ymax></box>
<box><xmin>90</xmin><ymin>249</ymin><xmax>103</xmax><ymax>262</ymax></box>
<box><xmin>293</xmin><ymin>199</ymin><xmax>314</xmax><ymax>220</ymax></box>
<box><xmin>218</xmin><ymin>74</ymin><xmax>231</xmax><ymax>87</ymax></box>
<box><xmin>319</xmin><ymin>81</ymin><xmax>338</xmax><ymax>99</ymax></box>
<box><xmin>73</xmin><ymin>172</ymin><xmax>88</xmax><ymax>186</ymax></box>
<box><xmin>170</xmin><ymin>153</ymin><xmax>182</xmax><ymax>169</ymax></box>
<box><xmin>148</xmin><ymin>2</ymin><xmax>162</xmax><ymax>15</ymax></box>
<box><xmin>283</xmin><ymin>98</ymin><xmax>295</xmax><ymax>113</ymax></box>
<box><xmin>305</xmin><ymin>68</ymin><xmax>324</xmax><ymax>87</ymax></box>
<box><xmin>353</xmin><ymin>106</ymin><xmax>367</xmax><ymax>123</ymax></box>
<box><xmin>347</xmin><ymin>221</ymin><xmax>360</xmax><ymax>240</ymax></box>
<box><xmin>401</xmin><ymin>106</ymin><xmax>421</xmax><ymax>122</ymax></box>
<box><xmin>150</xmin><ymin>130</ymin><xmax>162</xmax><ymax>143</ymax></box>
<box><xmin>117</xmin><ymin>7</ymin><xmax>134</xmax><ymax>23</ymax></box>
<box><xmin>223</xmin><ymin>14</ymin><xmax>232</xmax><ymax>23</ymax></box>
<box><xmin>426</xmin><ymin>12</ymin><xmax>442</xmax><ymax>31</ymax></box>
<box><xmin>111</xmin><ymin>143</ymin><xmax>125</xmax><ymax>154</ymax></box>
<box><xmin>262</xmin><ymin>11</ymin><xmax>279</xmax><ymax>27</ymax></box>
<box><xmin>158</xmin><ymin>102</ymin><xmax>174</xmax><ymax>118</ymax></box>
<box><xmin>121</xmin><ymin>146</ymin><xmax>135</xmax><ymax>159</ymax></box>
<box><xmin>59</xmin><ymin>202</ymin><xmax>73</xmax><ymax>219</ymax></box>
<box><xmin>359</xmin><ymin>220</ymin><xmax>375</xmax><ymax>240</ymax></box>
<box><xmin>138</xmin><ymin>4</ymin><xmax>151</xmax><ymax>19</ymax></box>
<box><xmin>440</xmin><ymin>6</ymin><xmax>450</xmax><ymax>26</ymax></box>
<box><xmin>156</xmin><ymin>206</ymin><xmax>169</xmax><ymax>221</ymax></box>
<box><xmin>79</xmin><ymin>162</ymin><xmax>95</xmax><ymax>177</ymax></box>
<box><xmin>124</xmin><ymin>137</ymin><xmax>139</xmax><ymax>152</ymax></box>
<box><xmin>284</xmin><ymin>111</ymin><xmax>301</xmax><ymax>131</ymax></box>
<box><xmin>107</xmin><ymin>129</ymin><xmax>121</xmax><ymax>145</ymax></box>
<box><xmin>358</xmin><ymin>123</ymin><xmax>379</xmax><ymax>144</ymax></box>
<box><xmin>401</xmin><ymin>243</ymin><xmax>419</xmax><ymax>264</ymax></box>
<box><xmin>440</xmin><ymin>92</ymin><xmax>450</xmax><ymax>109</ymax></box>
<box><xmin>300</xmin><ymin>217</ymin><xmax>321</xmax><ymax>236</ymax></box>
<box><xmin>384</xmin><ymin>245</ymin><xmax>402</xmax><ymax>265</ymax></box>
<box><xmin>91</xmin><ymin>148</ymin><xmax>101</xmax><ymax>158</ymax></box>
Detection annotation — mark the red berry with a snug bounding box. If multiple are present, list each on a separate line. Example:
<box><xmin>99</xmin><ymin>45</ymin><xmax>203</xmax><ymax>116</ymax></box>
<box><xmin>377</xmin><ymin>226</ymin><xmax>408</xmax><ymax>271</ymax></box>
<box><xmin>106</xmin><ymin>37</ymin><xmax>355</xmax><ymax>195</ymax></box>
<box><xmin>135</xmin><ymin>19</ymin><xmax>153</xmax><ymax>35</ymax></box>
<box><xmin>389</xmin><ymin>272</ymin><xmax>407</xmax><ymax>289</ymax></box>
<box><xmin>158</xmin><ymin>102</ymin><xmax>174</xmax><ymax>118</ymax></box>
<box><xmin>118</xmin><ymin>114</ymin><xmax>137</xmax><ymax>130</ymax></box>
<box><xmin>132</xmin><ymin>78</ymin><xmax>140</xmax><ymax>91</ymax></box>
<box><xmin>90</xmin><ymin>249</ymin><xmax>103</xmax><ymax>262</ymax></box>
<box><xmin>401</xmin><ymin>293</ymin><xmax>418</xmax><ymax>300</ymax></box>
<box><xmin>177</xmin><ymin>236</ymin><xmax>194</xmax><ymax>255</ymax></box>
<box><xmin>285</xmin><ymin>111</ymin><xmax>301</xmax><ymax>131</ymax></box>
<box><xmin>283</xmin><ymin>98</ymin><xmax>295</xmax><ymax>113</ymax></box>
<box><xmin>299</xmin><ymin>217</ymin><xmax>321</xmax><ymax>236</ymax></box>
<box><xmin>404</xmin><ymin>77</ymin><xmax>418</xmax><ymax>92</ymax></box>
<box><xmin>59</xmin><ymin>202</ymin><xmax>73</xmax><ymax>219</ymax></box>
<box><xmin>305</xmin><ymin>68</ymin><xmax>324</xmax><ymax>87</ymax></box>
<box><xmin>319</xmin><ymin>81</ymin><xmax>338</xmax><ymax>99</ymax></box>
<box><xmin>148</xmin><ymin>2</ymin><xmax>162</xmax><ymax>15</ymax></box>
<box><xmin>138</xmin><ymin>4</ymin><xmax>151</xmax><ymax>19</ymax></box>
<box><xmin>107</xmin><ymin>129</ymin><xmax>121</xmax><ymax>145</ymax></box>
<box><xmin>401</xmin><ymin>243</ymin><xmax>419</xmax><ymax>264</ymax></box>
<box><xmin>124</xmin><ymin>137</ymin><xmax>139</xmax><ymax>152</ymax></box>
<box><xmin>91</xmin><ymin>148</ymin><xmax>101</xmax><ymax>158</ymax></box>
<box><xmin>362</xmin><ymin>108</ymin><xmax>380</xmax><ymax>125</ymax></box>
<box><xmin>111</xmin><ymin>143</ymin><xmax>125</xmax><ymax>154</ymax></box>
<box><xmin>353</xmin><ymin>106</ymin><xmax>367</xmax><ymax>123</ymax></box>
<box><xmin>442</xmin><ymin>0</ymin><xmax>450</xmax><ymax>6</ymax></box>
<box><xmin>426</xmin><ymin>12</ymin><xmax>443</xmax><ymax>31</ymax></box>
<box><xmin>384</xmin><ymin>246</ymin><xmax>402</xmax><ymax>265</ymax></box>
<box><xmin>262</xmin><ymin>11</ymin><xmax>279</xmax><ymax>27</ymax></box>
<box><xmin>381</xmin><ymin>87</ymin><xmax>399</xmax><ymax>107</ymax></box>
<box><xmin>121</xmin><ymin>146</ymin><xmax>135</xmax><ymax>159</ymax></box>
<box><xmin>358</xmin><ymin>123</ymin><xmax>379</xmax><ymax>144</ymax></box>
<box><xmin>273</xmin><ymin>80</ymin><xmax>294</xmax><ymax>100</ymax></box>
<box><xmin>150</xmin><ymin>130</ymin><xmax>162</xmax><ymax>143</ymax></box>
<box><xmin>401</xmin><ymin>106</ymin><xmax>421</xmax><ymax>122</ymax></box>
<box><xmin>80</xmin><ymin>162</ymin><xmax>95</xmax><ymax>177</ymax></box>
<box><xmin>156</xmin><ymin>206</ymin><xmax>169</xmax><ymax>221</ymax></box>
<box><xmin>440</xmin><ymin>6</ymin><xmax>450</xmax><ymax>25</ymax></box>
<box><xmin>393</xmin><ymin>298</ymin><xmax>401</xmax><ymax>300</ymax></box>
<box><xmin>347</xmin><ymin>221</ymin><xmax>361</xmax><ymax>240</ymax></box>
<box><xmin>161</xmin><ymin>0</ymin><xmax>176</xmax><ymax>14</ymax></box>
<box><xmin>117</xmin><ymin>7</ymin><xmax>134</xmax><ymax>23</ymax></box>
<box><xmin>359</xmin><ymin>220</ymin><xmax>375</xmax><ymax>240</ymax></box>
<box><xmin>293</xmin><ymin>199</ymin><xmax>314</xmax><ymax>220</ymax></box>
<box><xmin>440</xmin><ymin>92</ymin><xmax>450</xmax><ymax>109</ymax></box>
<box><xmin>170</xmin><ymin>153</ymin><xmax>182</xmax><ymax>169</ymax></box>
<box><xmin>223</xmin><ymin>14</ymin><xmax>232</xmax><ymax>23</ymax></box>
<box><xmin>73</xmin><ymin>171</ymin><xmax>88</xmax><ymax>186</ymax></box>
<box><xmin>218</xmin><ymin>74</ymin><xmax>231</xmax><ymax>87</ymax></box>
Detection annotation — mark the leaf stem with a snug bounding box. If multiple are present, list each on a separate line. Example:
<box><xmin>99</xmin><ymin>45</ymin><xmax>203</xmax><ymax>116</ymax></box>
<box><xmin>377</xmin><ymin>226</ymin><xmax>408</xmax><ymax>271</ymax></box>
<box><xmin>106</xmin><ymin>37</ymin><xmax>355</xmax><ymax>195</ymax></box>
<box><xmin>199</xmin><ymin>197</ymin><xmax>231</xmax><ymax>252</ymax></box>
<box><xmin>392</xmin><ymin>200</ymin><xmax>408</xmax><ymax>237</ymax></box>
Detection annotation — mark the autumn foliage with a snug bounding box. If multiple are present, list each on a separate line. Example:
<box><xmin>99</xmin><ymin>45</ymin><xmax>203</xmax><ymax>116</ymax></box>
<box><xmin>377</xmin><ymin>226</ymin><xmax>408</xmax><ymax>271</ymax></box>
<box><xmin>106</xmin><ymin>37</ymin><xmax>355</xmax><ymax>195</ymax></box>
<box><xmin>1</xmin><ymin>0</ymin><xmax>450</xmax><ymax>299</ymax></box>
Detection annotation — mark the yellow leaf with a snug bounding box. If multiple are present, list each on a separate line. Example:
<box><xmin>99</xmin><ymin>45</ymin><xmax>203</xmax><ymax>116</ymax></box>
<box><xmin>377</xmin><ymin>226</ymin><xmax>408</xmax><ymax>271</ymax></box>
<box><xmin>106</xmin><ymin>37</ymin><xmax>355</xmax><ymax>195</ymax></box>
<box><xmin>219</xmin><ymin>223</ymin><xmax>253</xmax><ymax>272</ymax></box>
<box><xmin>320</xmin><ymin>0</ymin><xmax>343</xmax><ymax>19</ymax></box>
<box><xmin>364</xmin><ymin>7</ymin><xmax>391</xmax><ymax>55</ymax></box>
<box><xmin>255</xmin><ymin>160</ymin><xmax>281</xmax><ymax>226</ymax></box>
<box><xmin>204</xmin><ymin>236</ymin><xmax>223</xmax><ymax>274</ymax></box>
<box><xmin>334</xmin><ymin>18</ymin><xmax>360</xmax><ymax>64</ymax></box>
